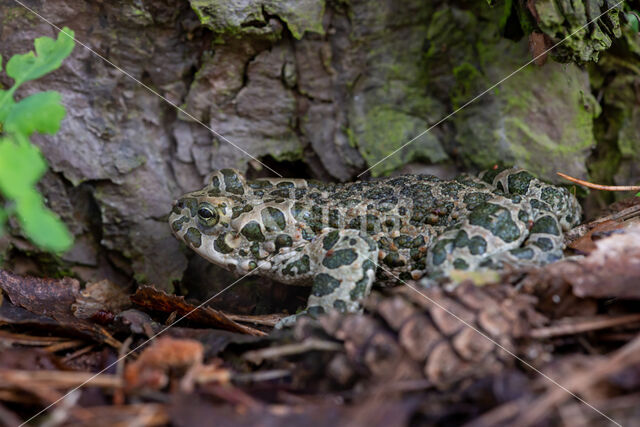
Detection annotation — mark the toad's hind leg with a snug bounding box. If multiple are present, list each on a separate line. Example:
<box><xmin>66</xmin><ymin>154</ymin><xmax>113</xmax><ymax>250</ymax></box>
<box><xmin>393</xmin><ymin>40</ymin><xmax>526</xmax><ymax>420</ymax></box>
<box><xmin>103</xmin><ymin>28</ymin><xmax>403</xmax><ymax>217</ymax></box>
<box><xmin>427</xmin><ymin>200</ymin><xmax>566</xmax><ymax>277</ymax></box>
<box><xmin>488</xmin><ymin>212</ymin><xmax>566</xmax><ymax>268</ymax></box>
<box><xmin>275</xmin><ymin>230</ymin><xmax>378</xmax><ymax>328</ymax></box>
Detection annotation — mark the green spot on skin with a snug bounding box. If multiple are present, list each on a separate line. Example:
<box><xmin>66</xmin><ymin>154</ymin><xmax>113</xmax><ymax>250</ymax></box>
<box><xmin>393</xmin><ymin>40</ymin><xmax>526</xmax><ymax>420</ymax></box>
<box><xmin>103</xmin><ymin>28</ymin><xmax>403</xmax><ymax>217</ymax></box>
<box><xmin>291</xmin><ymin>202</ymin><xmax>310</xmax><ymax>221</ymax></box>
<box><xmin>323</xmin><ymin>230</ymin><xmax>340</xmax><ymax>250</ymax></box>
<box><xmin>211</xmin><ymin>175</ymin><xmax>220</xmax><ymax>191</ymax></box>
<box><xmin>350</xmin><ymin>259</ymin><xmax>375</xmax><ymax>300</ymax></box>
<box><xmin>261</xmin><ymin>206</ymin><xmax>286</xmax><ymax>231</ymax></box>
<box><xmin>510</xmin><ymin>247</ymin><xmax>534</xmax><ymax>260</ymax></box>
<box><xmin>328</xmin><ymin>209</ymin><xmax>342</xmax><ymax>228</ymax></box>
<box><xmin>468</xmin><ymin>202</ymin><xmax>520</xmax><ymax>243</ymax></box>
<box><xmin>383</xmin><ymin>252</ymin><xmax>405</xmax><ymax>268</ymax></box>
<box><xmin>393</xmin><ymin>235</ymin><xmax>413</xmax><ymax>248</ymax></box>
<box><xmin>399</xmin><ymin>272</ymin><xmax>412</xmax><ymax>281</ymax></box>
<box><xmin>241</xmin><ymin>221</ymin><xmax>265</xmax><ymax>242</ymax></box>
<box><xmin>214</xmin><ymin>232</ymin><xmax>234</xmax><ymax>254</ymax></box>
<box><xmin>507</xmin><ymin>171</ymin><xmax>535</xmax><ymax>195</ymax></box>
<box><xmin>362</xmin><ymin>259</ymin><xmax>376</xmax><ymax>273</ymax></box>
<box><xmin>541</xmin><ymin>186</ymin><xmax>563</xmax><ymax>209</ymax></box>
<box><xmin>453</xmin><ymin>258</ymin><xmax>469</xmax><ymax>270</ymax></box>
<box><xmin>530</xmin><ymin>215</ymin><xmax>560</xmax><ymax>236</ymax></box>
<box><xmin>347</xmin><ymin>216</ymin><xmax>362</xmax><ymax>230</ymax></box>
<box><xmin>410</xmin><ymin>248</ymin><xmax>424</xmax><ymax>261</ymax></box>
<box><xmin>350</xmin><ymin>274</ymin><xmax>369</xmax><ymax>300</ymax></box>
<box><xmin>221</xmin><ymin>169</ymin><xmax>244</xmax><ymax>195</ymax></box>
<box><xmin>453</xmin><ymin>230</ymin><xmax>470</xmax><ymax>249</ymax></box>
<box><xmin>301</xmin><ymin>227</ymin><xmax>315</xmax><ymax>241</ymax></box>
<box><xmin>248</xmin><ymin>180</ymin><xmax>273</xmax><ymax>189</ymax></box>
<box><xmin>431</xmin><ymin>239</ymin><xmax>452</xmax><ymax>266</ymax></box>
<box><xmin>283</xmin><ymin>255</ymin><xmax>311</xmax><ymax>276</ymax></box>
<box><xmin>360</xmin><ymin>233</ymin><xmax>378</xmax><ymax>252</ymax></box>
<box><xmin>463</xmin><ymin>192</ymin><xmax>492</xmax><ymax>209</ymax></box>
<box><xmin>250</xmin><ymin>242</ymin><xmax>265</xmax><ymax>259</ymax></box>
<box><xmin>277</xmin><ymin>181</ymin><xmax>295</xmax><ymax>188</ymax></box>
<box><xmin>518</xmin><ymin>209</ymin><xmax>530</xmax><ymax>222</ymax></box>
<box><xmin>275</xmin><ymin>234</ymin><xmax>293</xmax><ymax>251</ymax></box>
<box><xmin>231</xmin><ymin>206</ymin><xmax>243</xmax><ymax>219</ymax></box>
<box><xmin>532</xmin><ymin>237</ymin><xmax>554</xmax><ymax>251</ymax></box>
<box><xmin>322</xmin><ymin>248</ymin><xmax>358</xmax><ymax>269</ymax></box>
<box><xmin>312</xmin><ymin>273</ymin><xmax>341</xmax><ymax>297</ymax></box>
<box><xmin>183</xmin><ymin>198</ymin><xmax>199</xmax><ymax>217</ymax></box>
<box><xmin>171</xmin><ymin>216</ymin><xmax>188</xmax><ymax>232</ymax></box>
<box><xmin>333</xmin><ymin>299</ymin><xmax>347</xmax><ymax>312</ymax></box>
<box><xmin>184</xmin><ymin>227</ymin><xmax>202</xmax><ymax>248</ymax></box>
<box><xmin>365</xmin><ymin>214</ymin><xmax>381</xmax><ymax>234</ymax></box>
<box><xmin>469</xmin><ymin>236</ymin><xmax>487</xmax><ymax>255</ymax></box>
<box><xmin>270</xmin><ymin>188</ymin><xmax>291</xmax><ymax>198</ymax></box>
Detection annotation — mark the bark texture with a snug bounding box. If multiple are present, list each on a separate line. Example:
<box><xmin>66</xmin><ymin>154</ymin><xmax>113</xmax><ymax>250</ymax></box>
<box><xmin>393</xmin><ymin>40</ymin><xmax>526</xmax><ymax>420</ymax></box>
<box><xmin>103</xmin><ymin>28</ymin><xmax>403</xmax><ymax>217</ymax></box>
<box><xmin>0</xmin><ymin>0</ymin><xmax>637</xmax><ymax>292</ymax></box>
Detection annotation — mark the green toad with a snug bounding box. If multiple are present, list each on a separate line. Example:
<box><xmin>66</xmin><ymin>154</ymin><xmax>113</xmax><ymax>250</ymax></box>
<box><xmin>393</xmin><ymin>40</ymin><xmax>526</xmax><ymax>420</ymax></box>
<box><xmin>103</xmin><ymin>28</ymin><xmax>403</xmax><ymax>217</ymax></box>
<box><xmin>169</xmin><ymin>167</ymin><xmax>581</xmax><ymax>327</ymax></box>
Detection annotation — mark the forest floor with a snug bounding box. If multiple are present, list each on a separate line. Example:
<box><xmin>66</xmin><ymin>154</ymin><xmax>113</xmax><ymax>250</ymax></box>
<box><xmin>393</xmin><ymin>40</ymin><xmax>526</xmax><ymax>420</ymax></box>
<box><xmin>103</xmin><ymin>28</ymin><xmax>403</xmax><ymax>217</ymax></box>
<box><xmin>0</xmin><ymin>196</ymin><xmax>639</xmax><ymax>427</ymax></box>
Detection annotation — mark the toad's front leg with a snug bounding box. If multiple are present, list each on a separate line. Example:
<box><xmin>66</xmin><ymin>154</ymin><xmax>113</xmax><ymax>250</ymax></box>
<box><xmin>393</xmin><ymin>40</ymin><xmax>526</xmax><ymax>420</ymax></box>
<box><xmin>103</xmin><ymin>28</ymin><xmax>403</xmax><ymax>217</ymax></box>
<box><xmin>275</xmin><ymin>230</ymin><xmax>378</xmax><ymax>329</ymax></box>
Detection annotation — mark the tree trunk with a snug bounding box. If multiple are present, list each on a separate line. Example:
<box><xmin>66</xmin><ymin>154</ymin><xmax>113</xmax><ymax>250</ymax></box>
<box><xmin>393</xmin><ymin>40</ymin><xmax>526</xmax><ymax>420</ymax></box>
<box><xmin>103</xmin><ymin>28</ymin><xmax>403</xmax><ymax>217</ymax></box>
<box><xmin>0</xmin><ymin>0</ymin><xmax>637</xmax><ymax>297</ymax></box>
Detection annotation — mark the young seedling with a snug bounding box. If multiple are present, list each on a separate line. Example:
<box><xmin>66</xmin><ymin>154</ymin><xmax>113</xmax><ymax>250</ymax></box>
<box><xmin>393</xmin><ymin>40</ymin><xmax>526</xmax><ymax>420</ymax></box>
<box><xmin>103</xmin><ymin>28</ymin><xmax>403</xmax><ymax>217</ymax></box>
<box><xmin>0</xmin><ymin>27</ymin><xmax>75</xmax><ymax>252</ymax></box>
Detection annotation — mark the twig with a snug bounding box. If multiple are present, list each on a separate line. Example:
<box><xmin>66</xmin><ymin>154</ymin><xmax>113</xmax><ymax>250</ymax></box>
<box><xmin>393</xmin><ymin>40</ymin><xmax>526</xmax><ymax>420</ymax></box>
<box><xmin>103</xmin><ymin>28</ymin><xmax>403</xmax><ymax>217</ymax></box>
<box><xmin>557</xmin><ymin>172</ymin><xmax>640</xmax><ymax>191</ymax></box>
<box><xmin>232</xmin><ymin>369</ymin><xmax>291</xmax><ymax>383</ymax></box>
<box><xmin>514</xmin><ymin>334</ymin><xmax>640</xmax><ymax>427</ymax></box>
<box><xmin>225</xmin><ymin>313</ymin><xmax>282</xmax><ymax>327</ymax></box>
<box><xmin>69</xmin><ymin>403</ymin><xmax>168</xmax><ymax>426</ymax></box>
<box><xmin>529</xmin><ymin>314</ymin><xmax>640</xmax><ymax>339</ymax></box>
<box><xmin>43</xmin><ymin>340</ymin><xmax>85</xmax><ymax>353</ymax></box>
<box><xmin>113</xmin><ymin>336</ymin><xmax>133</xmax><ymax>405</ymax></box>
<box><xmin>590</xmin><ymin>203</ymin><xmax>640</xmax><ymax>224</ymax></box>
<box><xmin>0</xmin><ymin>389</ymin><xmax>40</xmax><ymax>404</ymax></box>
<box><xmin>61</xmin><ymin>344</ymin><xmax>95</xmax><ymax>363</ymax></box>
<box><xmin>0</xmin><ymin>369</ymin><xmax>122</xmax><ymax>389</ymax></box>
<box><xmin>0</xmin><ymin>330</ymin><xmax>69</xmax><ymax>346</ymax></box>
<box><xmin>242</xmin><ymin>339</ymin><xmax>343</xmax><ymax>364</ymax></box>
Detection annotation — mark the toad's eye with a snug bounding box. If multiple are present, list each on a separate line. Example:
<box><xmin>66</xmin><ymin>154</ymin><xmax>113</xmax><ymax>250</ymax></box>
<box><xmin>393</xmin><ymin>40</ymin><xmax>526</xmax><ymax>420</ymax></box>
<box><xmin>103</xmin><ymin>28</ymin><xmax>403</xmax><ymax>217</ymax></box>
<box><xmin>197</xmin><ymin>203</ymin><xmax>219</xmax><ymax>227</ymax></box>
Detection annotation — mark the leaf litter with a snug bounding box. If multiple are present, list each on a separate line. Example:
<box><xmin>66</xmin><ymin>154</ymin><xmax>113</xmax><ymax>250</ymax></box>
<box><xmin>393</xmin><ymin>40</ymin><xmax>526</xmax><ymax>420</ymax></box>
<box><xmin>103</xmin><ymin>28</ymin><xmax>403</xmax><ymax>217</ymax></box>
<box><xmin>0</xmin><ymin>198</ymin><xmax>639</xmax><ymax>426</ymax></box>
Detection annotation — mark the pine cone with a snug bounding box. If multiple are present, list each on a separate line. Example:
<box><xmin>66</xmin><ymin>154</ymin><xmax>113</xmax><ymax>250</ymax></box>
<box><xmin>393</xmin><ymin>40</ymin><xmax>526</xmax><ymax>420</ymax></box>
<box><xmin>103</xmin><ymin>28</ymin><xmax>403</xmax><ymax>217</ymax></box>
<box><xmin>295</xmin><ymin>282</ymin><xmax>547</xmax><ymax>389</ymax></box>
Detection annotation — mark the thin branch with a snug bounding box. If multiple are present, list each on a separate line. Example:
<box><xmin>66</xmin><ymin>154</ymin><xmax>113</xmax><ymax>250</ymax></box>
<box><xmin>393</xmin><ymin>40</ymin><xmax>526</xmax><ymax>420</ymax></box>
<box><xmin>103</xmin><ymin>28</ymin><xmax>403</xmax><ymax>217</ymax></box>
<box><xmin>557</xmin><ymin>172</ymin><xmax>640</xmax><ymax>191</ymax></box>
<box><xmin>529</xmin><ymin>314</ymin><xmax>640</xmax><ymax>339</ymax></box>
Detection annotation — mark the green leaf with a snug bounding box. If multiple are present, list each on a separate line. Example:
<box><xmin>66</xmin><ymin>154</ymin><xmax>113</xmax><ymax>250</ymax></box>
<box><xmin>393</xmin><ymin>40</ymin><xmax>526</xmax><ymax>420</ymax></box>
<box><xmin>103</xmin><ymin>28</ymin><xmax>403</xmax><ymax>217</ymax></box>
<box><xmin>0</xmin><ymin>90</ymin><xmax>15</xmax><ymax>123</ymax></box>
<box><xmin>4</xmin><ymin>92</ymin><xmax>66</xmax><ymax>135</ymax></box>
<box><xmin>0</xmin><ymin>28</ymin><xmax>75</xmax><ymax>254</ymax></box>
<box><xmin>0</xmin><ymin>207</ymin><xmax>6</xmax><ymax>236</ymax></box>
<box><xmin>6</xmin><ymin>27</ymin><xmax>75</xmax><ymax>86</ymax></box>
<box><xmin>15</xmin><ymin>190</ymin><xmax>72</xmax><ymax>253</ymax></box>
<box><xmin>0</xmin><ymin>136</ymin><xmax>47</xmax><ymax>199</ymax></box>
<box><xmin>628</xmin><ymin>12</ymin><xmax>640</xmax><ymax>33</ymax></box>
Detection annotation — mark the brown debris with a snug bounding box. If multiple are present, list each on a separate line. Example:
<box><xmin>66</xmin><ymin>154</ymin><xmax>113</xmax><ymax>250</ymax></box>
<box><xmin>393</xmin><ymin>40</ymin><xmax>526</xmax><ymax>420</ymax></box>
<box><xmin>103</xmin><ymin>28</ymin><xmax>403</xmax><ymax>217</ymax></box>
<box><xmin>529</xmin><ymin>32</ymin><xmax>550</xmax><ymax>66</ymax></box>
<box><xmin>567</xmin><ymin>220</ymin><xmax>627</xmax><ymax>254</ymax></box>
<box><xmin>124</xmin><ymin>336</ymin><xmax>204</xmax><ymax>393</ymax></box>
<box><xmin>1</xmin><ymin>202</ymin><xmax>640</xmax><ymax>426</ymax></box>
<box><xmin>530</xmin><ymin>314</ymin><xmax>640</xmax><ymax>339</ymax></box>
<box><xmin>130</xmin><ymin>286</ymin><xmax>267</xmax><ymax>336</ymax></box>
<box><xmin>513</xmin><ymin>335</ymin><xmax>640</xmax><ymax>427</ymax></box>
<box><xmin>526</xmin><ymin>225</ymin><xmax>640</xmax><ymax>301</ymax></box>
<box><xmin>71</xmin><ymin>279</ymin><xmax>132</xmax><ymax>320</ymax></box>
<box><xmin>0</xmin><ymin>270</ymin><xmax>120</xmax><ymax>348</ymax></box>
